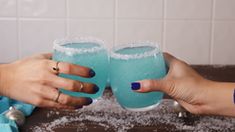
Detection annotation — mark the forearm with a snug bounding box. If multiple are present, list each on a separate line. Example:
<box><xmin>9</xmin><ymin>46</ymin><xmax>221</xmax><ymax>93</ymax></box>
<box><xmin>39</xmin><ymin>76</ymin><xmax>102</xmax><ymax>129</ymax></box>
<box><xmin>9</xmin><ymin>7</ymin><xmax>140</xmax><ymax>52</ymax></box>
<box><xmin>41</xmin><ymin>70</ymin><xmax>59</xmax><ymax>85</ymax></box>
<box><xmin>204</xmin><ymin>81</ymin><xmax>235</xmax><ymax>117</ymax></box>
<box><xmin>0</xmin><ymin>64</ymin><xmax>10</xmax><ymax>96</ymax></box>
<box><xmin>0</xmin><ymin>64</ymin><xmax>4</xmax><ymax>95</ymax></box>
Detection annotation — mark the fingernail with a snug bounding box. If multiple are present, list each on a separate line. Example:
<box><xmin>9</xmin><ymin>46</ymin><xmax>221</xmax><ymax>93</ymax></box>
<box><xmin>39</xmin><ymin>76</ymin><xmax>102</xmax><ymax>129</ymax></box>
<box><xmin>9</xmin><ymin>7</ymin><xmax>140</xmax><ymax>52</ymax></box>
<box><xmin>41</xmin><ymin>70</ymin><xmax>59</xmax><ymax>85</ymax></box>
<box><xmin>93</xmin><ymin>85</ymin><xmax>99</xmax><ymax>93</ymax></box>
<box><xmin>131</xmin><ymin>82</ymin><xmax>141</xmax><ymax>90</ymax></box>
<box><xmin>85</xmin><ymin>98</ymin><xmax>93</xmax><ymax>105</ymax></box>
<box><xmin>89</xmin><ymin>69</ymin><xmax>96</xmax><ymax>77</ymax></box>
<box><xmin>75</xmin><ymin>105</ymin><xmax>83</xmax><ymax>109</ymax></box>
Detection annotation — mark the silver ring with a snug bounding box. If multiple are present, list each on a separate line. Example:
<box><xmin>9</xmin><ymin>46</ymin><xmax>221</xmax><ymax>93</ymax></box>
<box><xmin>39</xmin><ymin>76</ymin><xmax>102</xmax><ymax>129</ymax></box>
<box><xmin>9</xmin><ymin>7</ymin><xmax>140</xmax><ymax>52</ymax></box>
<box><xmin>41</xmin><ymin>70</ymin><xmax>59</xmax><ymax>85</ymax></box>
<box><xmin>53</xmin><ymin>61</ymin><xmax>60</xmax><ymax>75</ymax></box>
<box><xmin>54</xmin><ymin>90</ymin><xmax>61</xmax><ymax>103</ymax></box>
<box><xmin>79</xmin><ymin>82</ymin><xmax>84</xmax><ymax>92</ymax></box>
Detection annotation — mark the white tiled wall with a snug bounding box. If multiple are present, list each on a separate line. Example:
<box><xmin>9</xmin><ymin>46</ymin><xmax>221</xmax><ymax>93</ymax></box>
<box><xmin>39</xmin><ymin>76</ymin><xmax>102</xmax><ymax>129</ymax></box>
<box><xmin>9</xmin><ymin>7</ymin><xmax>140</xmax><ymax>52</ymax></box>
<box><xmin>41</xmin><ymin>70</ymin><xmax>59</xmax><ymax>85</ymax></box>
<box><xmin>0</xmin><ymin>0</ymin><xmax>235</xmax><ymax>64</ymax></box>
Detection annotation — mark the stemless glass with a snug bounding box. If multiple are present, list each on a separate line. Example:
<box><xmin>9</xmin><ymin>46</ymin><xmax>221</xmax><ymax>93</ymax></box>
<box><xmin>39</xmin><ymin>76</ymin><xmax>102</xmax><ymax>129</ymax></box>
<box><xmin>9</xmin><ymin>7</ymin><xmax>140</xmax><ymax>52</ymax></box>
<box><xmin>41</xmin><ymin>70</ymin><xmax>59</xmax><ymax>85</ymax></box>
<box><xmin>110</xmin><ymin>42</ymin><xmax>167</xmax><ymax>111</ymax></box>
<box><xmin>53</xmin><ymin>37</ymin><xmax>108</xmax><ymax>100</ymax></box>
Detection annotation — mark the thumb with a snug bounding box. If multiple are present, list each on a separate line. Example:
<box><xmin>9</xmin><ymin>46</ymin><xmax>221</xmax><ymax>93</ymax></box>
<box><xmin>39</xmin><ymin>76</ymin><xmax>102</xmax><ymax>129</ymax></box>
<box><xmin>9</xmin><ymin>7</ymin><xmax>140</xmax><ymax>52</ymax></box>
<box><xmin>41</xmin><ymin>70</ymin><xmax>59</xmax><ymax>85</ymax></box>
<box><xmin>131</xmin><ymin>79</ymin><xmax>175</xmax><ymax>95</ymax></box>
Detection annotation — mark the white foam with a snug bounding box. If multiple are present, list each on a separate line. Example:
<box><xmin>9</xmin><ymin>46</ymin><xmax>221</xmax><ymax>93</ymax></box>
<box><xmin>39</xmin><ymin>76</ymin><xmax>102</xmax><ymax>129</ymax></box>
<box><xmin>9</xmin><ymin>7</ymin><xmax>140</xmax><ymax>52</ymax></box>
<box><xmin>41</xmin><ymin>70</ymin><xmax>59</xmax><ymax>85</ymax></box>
<box><xmin>110</xmin><ymin>42</ymin><xmax>161</xmax><ymax>60</ymax></box>
<box><xmin>53</xmin><ymin>37</ymin><xmax>106</xmax><ymax>56</ymax></box>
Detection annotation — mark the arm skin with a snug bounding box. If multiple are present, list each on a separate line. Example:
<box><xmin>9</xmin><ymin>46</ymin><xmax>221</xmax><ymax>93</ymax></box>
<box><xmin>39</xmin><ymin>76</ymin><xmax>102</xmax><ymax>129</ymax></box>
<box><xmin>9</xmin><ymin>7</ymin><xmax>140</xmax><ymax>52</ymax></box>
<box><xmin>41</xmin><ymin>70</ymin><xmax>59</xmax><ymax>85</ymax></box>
<box><xmin>132</xmin><ymin>53</ymin><xmax>235</xmax><ymax>117</ymax></box>
<box><xmin>205</xmin><ymin>81</ymin><xmax>235</xmax><ymax>116</ymax></box>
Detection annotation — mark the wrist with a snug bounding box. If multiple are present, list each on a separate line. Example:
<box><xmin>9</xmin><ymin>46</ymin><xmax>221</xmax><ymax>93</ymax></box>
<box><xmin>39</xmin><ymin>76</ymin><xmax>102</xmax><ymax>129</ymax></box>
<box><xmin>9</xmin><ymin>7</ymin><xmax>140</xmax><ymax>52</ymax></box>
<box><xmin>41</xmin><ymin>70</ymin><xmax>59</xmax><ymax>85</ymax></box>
<box><xmin>0</xmin><ymin>64</ymin><xmax>4</xmax><ymax>95</ymax></box>
<box><xmin>202</xmin><ymin>81</ymin><xmax>235</xmax><ymax>117</ymax></box>
<box><xmin>0</xmin><ymin>64</ymin><xmax>10</xmax><ymax>96</ymax></box>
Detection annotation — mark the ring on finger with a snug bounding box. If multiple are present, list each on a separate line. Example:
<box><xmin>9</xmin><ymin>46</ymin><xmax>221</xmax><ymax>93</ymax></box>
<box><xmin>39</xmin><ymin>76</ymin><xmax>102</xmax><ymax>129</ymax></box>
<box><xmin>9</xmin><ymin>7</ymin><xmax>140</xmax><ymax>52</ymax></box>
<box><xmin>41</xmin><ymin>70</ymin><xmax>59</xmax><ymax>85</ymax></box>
<box><xmin>79</xmin><ymin>82</ymin><xmax>84</xmax><ymax>92</ymax></box>
<box><xmin>54</xmin><ymin>89</ymin><xmax>61</xmax><ymax>103</ymax></box>
<box><xmin>52</xmin><ymin>61</ymin><xmax>60</xmax><ymax>75</ymax></box>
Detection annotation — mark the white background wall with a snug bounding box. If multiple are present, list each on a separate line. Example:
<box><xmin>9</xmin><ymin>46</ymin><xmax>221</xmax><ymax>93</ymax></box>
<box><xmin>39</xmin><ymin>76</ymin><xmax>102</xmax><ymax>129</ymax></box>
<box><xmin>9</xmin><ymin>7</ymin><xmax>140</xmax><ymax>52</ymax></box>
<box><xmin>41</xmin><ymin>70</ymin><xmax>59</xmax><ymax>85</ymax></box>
<box><xmin>0</xmin><ymin>0</ymin><xmax>235</xmax><ymax>64</ymax></box>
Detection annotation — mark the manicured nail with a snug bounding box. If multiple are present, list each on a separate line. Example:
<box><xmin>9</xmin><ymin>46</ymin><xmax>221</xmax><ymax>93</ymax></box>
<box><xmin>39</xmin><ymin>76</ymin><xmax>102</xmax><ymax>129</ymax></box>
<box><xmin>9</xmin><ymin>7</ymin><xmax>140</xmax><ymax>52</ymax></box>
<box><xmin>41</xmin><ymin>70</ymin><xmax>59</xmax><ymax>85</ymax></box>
<box><xmin>89</xmin><ymin>69</ymin><xmax>96</xmax><ymax>77</ymax></box>
<box><xmin>131</xmin><ymin>82</ymin><xmax>141</xmax><ymax>90</ymax></box>
<box><xmin>75</xmin><ymin>105</ymin><xmax>83</xmax><ymax>109</ymax></box>
<box><xmin>85</xmin><ymin>98</ymin><xmax>93</xmax><ymax>105</ymax></box>
<box><xmin>93</xmin><ymin>85</ymin><xmax>99</xmax><ymax>93</ymax></box>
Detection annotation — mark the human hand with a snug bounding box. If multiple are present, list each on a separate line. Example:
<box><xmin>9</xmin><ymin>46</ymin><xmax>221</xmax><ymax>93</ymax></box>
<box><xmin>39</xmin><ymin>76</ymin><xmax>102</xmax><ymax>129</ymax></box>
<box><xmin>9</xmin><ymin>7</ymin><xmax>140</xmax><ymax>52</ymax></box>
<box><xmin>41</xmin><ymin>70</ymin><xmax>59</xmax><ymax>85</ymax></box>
<box><xmin>0</xmin><ymin>53</ymin><xmax>98</xmax><ymax>110</ymax></box>
<box><xmin>131</xmin><ymin>53</ymin><xmax>213</xmax><ymax>115</ymax></box>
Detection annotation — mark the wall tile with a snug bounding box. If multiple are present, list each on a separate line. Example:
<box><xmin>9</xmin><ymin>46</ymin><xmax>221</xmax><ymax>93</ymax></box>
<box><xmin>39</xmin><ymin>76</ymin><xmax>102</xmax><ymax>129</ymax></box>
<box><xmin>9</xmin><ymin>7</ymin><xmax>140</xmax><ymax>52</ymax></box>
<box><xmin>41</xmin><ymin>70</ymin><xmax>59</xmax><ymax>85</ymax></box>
<box><xmin>0</xmin><ymin>0</ymin><xmax>235</xmax><ymax>64</ymax></box>
<box><xmin>215</xmin><ymin>0</ymin><xmax>235</xmax><ymax>20</ymax></box>
<box><xmin>166</xmin><ymin>0</ymin><xmax>212</xmax><ymax>19</ymax></box>
<box><xmin>165</xmin><ymin>21</ymin><xmax>211</xmax><ymax>64</ymax></box>
<box><xmin>117</xmin><ymin>0</ymin><xmax>163</xmax><ymax>19</ymax></box>
<box><xmin>19</xmin><ymin>20</ymin><xmax>65</xmax><ymax>57</ymax></box>
<box><xmin>68</xmin><ymin>0</ymin><xmax>114</xmax><ymax>18</ymax></box>
<box><xmin>68</xmin><ymin>19</ymin><xmax>114</xmax><ymax>49</ymax></box>
<box><xmin>0</xmin><ymin>0</ymin><xmax>16</xmax><ymax>17</ymax></box>
<box><xmin>0</xmin><ymin>20</ymin><xmax>18</xmax><ymax>63</ymax></box>
<box><xmin>19</xmin><ymin>0</ymin><xmax>66</xmax><ymax>17</ymax></box>
<box><xmin>116</xmin><ymin>20</ymin><xmax>162</xmax><ymax>45</ymax></box>
<box><xmin>213</xmin><ymin>22</ymin><xmax>235</xmax><ymax>64</ymax></box>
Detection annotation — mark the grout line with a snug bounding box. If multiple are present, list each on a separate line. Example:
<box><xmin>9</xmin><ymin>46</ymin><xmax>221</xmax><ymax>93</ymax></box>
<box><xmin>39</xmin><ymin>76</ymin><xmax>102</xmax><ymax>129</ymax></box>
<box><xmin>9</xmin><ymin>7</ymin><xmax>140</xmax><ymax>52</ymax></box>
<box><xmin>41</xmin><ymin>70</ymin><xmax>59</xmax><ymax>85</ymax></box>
<box><xmin>16</xmin><ymin>0</ymin><xmax>21</xmax><ymax>59</ymax></box>
<box><xmin>112</xmin><ymin>17</ymin><xmax>163</xmax><ymax>20</ymax></box>
<box><xmin>17</xmin><ymin>17</ymin><xmax>66</xmax><ymax>21</ymax></box>
<box><xmin>12</xmin><ymin>17</ymin><xmax>115</xmax><ymax>21</ymax></box>
<box><xmin>210</xmin><ymin>0</ymin><xmax>215</xmax><ymax>64</ymax></box>
<box><xmin>0</xmin><ymin>17</ymin><xmax>17</xmax><ymax>20</ymax></box>
<box><xmin>12</xmin><ymin>17</ymin><xmax>113</xmax><ymax>20</ymax></box>
<box><xmin>1</xmin><ymin>16</ymin><xmax>235</xmax><ymax>21</ymax></box>
<box><xmin>162</xmin><ymin>0</ymin><xmax>167</xmax><ymax>51</ymax></box>
<box><xmin>65</xmin><ymin>0</ymin><xmax>69</xmax><ymax>36</ymax></box>
<box><xmin>114</xmin><ymin>0</ymin><xmax>118</xmax><ymax>47</ymax></box>
<box><xmin>0</xmin><ymin>17</ymin><xmax>234</xmax><ymax>21</ymax></box>
<box><xmin>0</xmin><ymin>16</ymin><xmax>213</xmax><ymax>21</ymax></box>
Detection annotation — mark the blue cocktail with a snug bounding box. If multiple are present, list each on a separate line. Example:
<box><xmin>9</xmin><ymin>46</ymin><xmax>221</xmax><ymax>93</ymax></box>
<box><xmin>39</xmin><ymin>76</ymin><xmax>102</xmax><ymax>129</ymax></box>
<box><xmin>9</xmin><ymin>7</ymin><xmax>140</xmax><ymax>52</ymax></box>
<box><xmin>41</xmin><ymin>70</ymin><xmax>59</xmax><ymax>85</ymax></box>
<box><xmin>53</xmin><ymin>37</ymin><xmax>108</xmax><ymax>99</ymax></box>
<box><xmin>110</xmin><ymin>42</ymin><xmax>167</xmax><ymax>111</ymax></box>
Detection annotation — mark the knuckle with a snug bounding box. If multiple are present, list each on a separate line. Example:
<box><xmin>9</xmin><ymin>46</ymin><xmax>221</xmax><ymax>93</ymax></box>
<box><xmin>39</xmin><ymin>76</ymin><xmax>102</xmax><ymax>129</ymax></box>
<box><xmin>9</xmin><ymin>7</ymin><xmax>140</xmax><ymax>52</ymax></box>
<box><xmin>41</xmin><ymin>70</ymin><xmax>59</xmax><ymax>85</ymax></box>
<box><xmin>39</xmin><ymin>71</ymin><xmax>48</xmax><ymax>78</ymax></box>
<box><xmin>144</xmin><ymin>80</ymin><xmax>155</xmax><ymax>88</ymax></box>
<box><xmin>61</xmin><ymin>96</ymin><xmax>70</xmax><ymax>105</ymax></box>
<box><xmin>64</xmin><ymin>63</ymin><xmax>73</xmax><ymax>73</ymax></box>
<box><xmin>34</xmin><ymin>98</ymin><xmax>44</xmax><ymax>106</ymax></box>
<box><xmin>39</xmin><ymin>60</ymin><xmax>49</xmax><ymax>68</ymax></box>
<box><xmin>38</xmin><ymin>73</ymin><xmax>49</xmax><ymax>85</ymax></box>
<box><xmin>37</xmin><ymin>86</ymin><xmax>44</xmax><ymax>94</ymax></box>
<box><xmin>67</xmin><ymin>81</ymin><xmax>77</xmax><ymax>91</ymax></box>
<box><xmin>166</xmin><ymin>81</ymin><xmax>177</xmax><ymax>97</ymax></box>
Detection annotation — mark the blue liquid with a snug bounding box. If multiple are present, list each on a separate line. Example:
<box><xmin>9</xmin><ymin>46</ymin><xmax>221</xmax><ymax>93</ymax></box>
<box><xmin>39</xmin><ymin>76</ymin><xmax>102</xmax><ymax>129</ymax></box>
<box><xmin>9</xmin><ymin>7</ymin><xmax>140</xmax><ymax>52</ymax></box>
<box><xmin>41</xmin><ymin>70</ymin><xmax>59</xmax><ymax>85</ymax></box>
<box><xmin>110</xmin><ymin>46</ymin><xmax>167</xmax><ymax>110</ymax></box>
<box><xmin>53</xmin><ymin>42</ymin><xmax>108</xmax><ymax>99</ymax></box>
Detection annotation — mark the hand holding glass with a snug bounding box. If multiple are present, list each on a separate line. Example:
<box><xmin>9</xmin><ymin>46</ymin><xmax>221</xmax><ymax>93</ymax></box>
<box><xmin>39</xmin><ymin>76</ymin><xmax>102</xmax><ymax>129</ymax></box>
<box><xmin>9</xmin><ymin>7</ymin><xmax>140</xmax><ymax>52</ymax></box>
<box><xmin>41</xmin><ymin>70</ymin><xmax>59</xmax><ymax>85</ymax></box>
<box><xmin>110</xmin><ymin>42</ymin><xmax>167</xmax><ymax>111</ymax></box>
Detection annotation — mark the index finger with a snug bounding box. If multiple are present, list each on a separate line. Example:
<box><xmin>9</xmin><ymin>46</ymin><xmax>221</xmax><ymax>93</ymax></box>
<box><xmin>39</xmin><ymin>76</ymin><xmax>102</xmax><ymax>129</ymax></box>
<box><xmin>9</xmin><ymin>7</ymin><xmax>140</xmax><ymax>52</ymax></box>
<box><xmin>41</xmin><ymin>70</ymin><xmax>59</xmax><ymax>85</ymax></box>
<box><xmin>50</xmin><ymin>61</ymin><xmax>96</xmax><ymax>78</ymax></box>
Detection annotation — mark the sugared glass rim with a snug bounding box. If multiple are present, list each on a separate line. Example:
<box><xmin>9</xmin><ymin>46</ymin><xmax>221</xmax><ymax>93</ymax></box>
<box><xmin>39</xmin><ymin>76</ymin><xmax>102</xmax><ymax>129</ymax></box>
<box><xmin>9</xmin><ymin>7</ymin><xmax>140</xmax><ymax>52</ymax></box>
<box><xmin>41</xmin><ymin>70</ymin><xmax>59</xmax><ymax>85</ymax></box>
<box><xmin>53</xmin><ymin>37</ymin><xmax>106</xmax><ymax>55</ymax></box>
<box><xmin>110</xmin><ymin>42</ymin><xmax>161</xmax><ymax>60</ymax></box>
